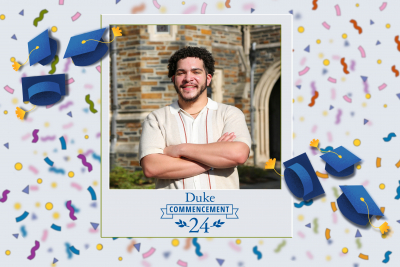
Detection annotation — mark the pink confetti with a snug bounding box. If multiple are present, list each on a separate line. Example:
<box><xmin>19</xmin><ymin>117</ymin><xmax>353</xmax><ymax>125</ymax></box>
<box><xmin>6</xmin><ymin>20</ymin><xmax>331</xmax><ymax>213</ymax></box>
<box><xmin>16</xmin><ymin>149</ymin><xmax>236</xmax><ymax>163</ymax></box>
<box><xmin>22</xmin><ymin>133</ymin><xmax>31</xmax><ymax>140</ymax></box>
<box><xmin>84</xmin><ymin>84</ymin><xmax>93</xmax><ymax>89</ymax></box>
<box><xmin>89</xmin><ymin>228</ymin><xmax>99</xmax><ymax>233</ymax></box>
<box><xmin>322</xmin><ymin>22</ymin><xmax>330</xmax><ymax>30</ymax></box>
<box><xmin>177</xmin><ymin>260</ymin><xmax>187</xmax><ymax>267</ymax></box>
<box><xmin>141</xmin><ymin>260</ymin><xmax>151</xmax><ymax>267</ymax></box>
<box><xmin>358</xmin><ymin>46</ymin><xmax>366</xmax><ymax>58</ymax></box>
<box><xmin>30</xmin><ymin>186</ymin><xmax>39</xmax><ymax>191</ymax></box>
<box><xmin>41</xmin><ymin>230</ymin><xmax>48</xmax><ymax>242</ymax></box>
<box><xmin>142</xmin><ymin>247</ymin><xmax>156</xmax><ymax>259</ymax></box>
<box><xmin>26</xmin><ymin>118</ymin><xmax>33</xmax><ymax>122</ymax></box>
<box><xmin>46</xmin><ymin>104</ymin><xmax>54</xmax><ymax>109</ymax></box>
<box><xmin>67</xmin><ymin>223</ymin><xmax>76</xmax><ymax>229</ymax></box>
<box><xmin>306</xmin><ymin>251</ymin><xmax>313</xmax><ymax>259</ymax></box>
<box><xmin>183</xmin><ymin>5</ymin><xmax>197</xmax><ymax>14</ymax></box>
<box><xmin>298</xmin><ymin>66</ymin><xmax>310</xmax><ymax>76</ymax></box>
<box><xmin>295</xmin><ymin>79</ymin><xmax>302</xmax><ymax>86</ymax></box>
<box><xmin>96</xmin><ymin>65</ymin><xmax>101</xmax><ymax>73</ymax></box>
<box><xmin>66</xmin><ymin>78</ymin><xmax>74</xmax><ymax>84</ymax></box>
<box><xmin>71</xmin><ymin>12</ymin><xmax>81</xmax><ymax>21</ymax></box>
<box><xmin>333</xmin><ymin>212</ymin><xmax>338</xmax><ymax>224</ymax></box>
<box><xmin>229</xmin><ymin>241</ymin><xmax>241</xmax><ymax>252</ymax></box>
<box><xmin>362</xmin><ymin>180</ymin><xmax>369</xmax><ymax>186</ymax></box>
<box><xmin>300</xmin><ymin>57</ymin><xmax>307</xmax><ymax>66</ymax></box>
<box><xmin>59</xmin><ymin>0</ymin><xmax>64</xmax><ymax>4</ymax></box>
<box><xmin>332</xmin><ymin>55</ymin><xmax>341</xmax><ymax>60</ymax></box>
<box><xmin>29</xmin><ymin>166</ymin><xmax>39</xmax><ymax>175</ymax></box>
<box><xmin>71</xmin><ymin>182</ymin><xmax>82</xmax><ymax>191</ymax></box>
<box><xmin>63</xmin><ymin>135</ymin><xmax>68</xmax><ymax>144</ymax></box>
<box><xmin>153</xmin><ymin>0</ymin><xmax>160</xmax><ymax>9</ymax></box>
<box><xmin>201</xmin><ymin>2</ymin><xmax>207</xmax><ymax>14</ymax></box>
<box><xmin>378</xmin><ymin>83</ymin><xmax>387</xmax><ymax>90</ymax></box>
<box><xmin>243</xmin><ymin>3</ymin><xmax>254</xmax><ymax>10</ymax></box>
<box><xmin>63</xmin><ymin>122</ymin><xmax>74</xmax><ymax>129</ymax></box>
<box><xmin>331</xmin><ymin>88</ymin><xmax>336</xmax><ymax>99</ymax></box>
<box><xmin>380</xmin><ymin>2</ymin><xmax>387</xmax><ymax>11</ymax></box>
<box><xmin>327</xmin><ymin>132</ymin><xmax>333</xmax><ymax>142</ymax></box>
<box><xmin>4</xmin><ymin>85</ymin><xmax>14</xmax><ymax>94</ymax></box>
<box><xmin>96</xmin><ymin>132</ymin><xmax>101</xmax><ymax>138</ymax></box>
<box><xmin>335</xmin><ymin>4</ymin><xmax>341</xmax><ymax>16</ymax></box>
<box><xmin>343</xmin><ymin>95</ymin><xmax>352</xmax><ymax>103</ymax></box>
<box><xmin>328</xmin><ymin>77</ymin><xmax>336</xmax><ymax>83</ymax></box>
<box><xmin>199</xmin><ymin>253</ymin><xmax>208</xmax><ymax>260</ymax></box>
<box><xmin>297</xmin><ymin>231</ymin><xmax>305</xmax><ymax>238</ymax></box>
<box><xmin>311</xmin><ymin>125</ymin><xmax>317</xmax><ymax>133</ymax></box>
<box><xmin>83</xmin><ymin>149</ymin><xmax>94</xmax><ymax>156</ymax></box>
<box><xmin>64</xmin><ymin>58</ymin><xmax>71</xmax><ymax>72</ymax></box>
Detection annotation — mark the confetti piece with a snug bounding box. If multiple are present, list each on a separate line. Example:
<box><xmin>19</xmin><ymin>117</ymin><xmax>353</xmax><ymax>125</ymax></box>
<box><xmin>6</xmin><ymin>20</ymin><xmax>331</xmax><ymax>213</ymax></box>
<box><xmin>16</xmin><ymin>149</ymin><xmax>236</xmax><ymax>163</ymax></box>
<box><xmin>64</xmin><ymin>58</ymin><xmax>71</xmax><ymax>72</ymax></box>
<box><xmin>331</xmin><ymin>202</ymin><xmax>337</xmax><ymax>212</ymax></box>
<box><xmin>311</xmin><ymin>81</ymin><xmax>317</xmax><ymax>94</ymax></box>
<box><xmin>77</xmin><ymin>154</ymin><xmax>93</xmax><ymax>172</ymax></box>
<box><xmin>306</xmin><ymin>251</ymin><xmax>313</xmax><ymax>259</ymax></box>
<box><xmin>225</xmin><ymin>0</ymin><xmax>231</xmax><ymax>8</ymax></box>
<box><xmin>201</xmin><ymin>2</ymin><xmax>207</xmax><ymax>14</ymax></box>
<box><xmin>96</xmin><ymin>65</ymin><xmax>101</xmax><ymax>73</ymax></box>
<box><xmin>65</xmin><ymin>243</ymin><xmax>73</xmax><ymax>259</ymax></box>
<box><xmin>0</xmin><ymin>190</ymin><xmax>10</xmax><ymax>203</ymax></box>
<box><xmin>376</xmin><ymin>157</ymin><xmax>382</xmax><ymax>168</ymax></box>
<box><xmin>67</xmin><ymin>222</ymin><xmax>76</xmax><ymax>228</ymax></box>
<box><xmin>298</xmin><ymin>231</ymin><xmax>305</xmax><ymax>238</ymax></box>
<box><xmin>229</xmin><ymin>241</ymin><xmax>241</xmax><ymax>252</ymax></box>
<box><xmin>343</xmin><ymin>95</ymin><xmax>352</xmax><ymax>103</ymax></box>
<box><xmin>71</xmin><ymin>182</ymin><xmax>82</xmax><ymax>191</ymax></box>
<box><xmin>299</xmin><ymin>66</ymin><xmax>310</xmax><ymax>76</ymax></box>
<box><xmin>216</xmin><ymin>258</ymin><xmax>225</xmax><ymax>266</ymax></box>
<box><xmin>335</xmin><ymin>109</ymin><xmax>342</xmax><ymax>124</ymax></box>
<box><xmin>27</xmin><ymin>240</ymin><xmax>40</xmax><ymax>260</ymax></box>
<box><xmin>66</xmin><ymin>78</ymin><xmax>74</xmax><ymax>84</ymax></box>
<box><xmin>71</xmin><ymin>12</ymin><xmax>81</xmax><ymax>21</ymax></box>
<box><xmin>328</xmin><ymin>77</ymin><xmax>336</xmax><ymax>83</ymax></box>
<box><xmin>378</xmin><ymin>83</ymin><xmax>387</xmax><ymax>90</ymax></box>
<box><xmin>59</xmin><ymin>0</ymin><xmax>64</xmax><ymax>4</ymax></box>
<box><xmin>322</xmin><ymin>22</ymin><xmax>330</xmax><ymax>29</ymax></box>
<box><xmin>49</xmin><ymin>167</ymin><xmax>65</xmax><ymax>175</ymax></box>
<box><xmin>4</xmin><ymin>143</ymin><xmax>9</xmax><ymax>149</ymax></box>
<box><xmin>87</xmin><ymin>186</ymin><xmax>96</xmax><ymax>200</ymax></box>
<box><xmin>350</xmin><ymin>20</ymin><xmax>362</xmax><ymax>34</ymax></box>
<box><xmin>41</xmin><ymin>229</ymin><xmax>48</xmax><ymax>242</ymax></box>
<box><xmin>63</xmin><ymin>122</ymin><xmax>74</xmax><ymax>129</ymax></box>
<box><xmin>359</xmin><ymin>253</ymin><xmax>368</xmax><ymax>260</ymax></box>
<box><xmin>333</xmin><ymin>212</ymin><xmax>338</xmax><ymax>224</ymax></box>
<box><xmin>294</xmin><ymin>199</ymin><xmax>313</xmax><ymax>208</ymax></box>
<box><xmin>325</xmin><ymin>228</ymin><xmax>331</xmax><ymax>239</ymax></box>
<box><xmin>22</xmin><ymin>185</ymin><xmax>29</xmax><ymax>194</ymax></box>
<box><xmin>312</xmin><ymin>0</ymin><xmax>318</xmax><ymax>10</ymax></box>
<box><xmin>308</xmin><ymin>91</ymin><xmax>319</xmax><ymax>107</ymax></box>
<box><xmin>143</xmin><ymin>247</ymin><xmax>155</xmax><ymax>258</ymax></box>
<box><xmin>33</xmin><ymin>9</ymin><xmax>48</xmax><ymax>27</ymax></box>
<box><xmin>44</xmin><ymin>157</ymin><xmax>54</xmax><ymax>166</ymax></box>
<box><xmin>13</xmin><ymin>233</ymin><xmax>19</xmax><ymax>239</ymax></box>
<box><xmin>41</xmin><ymin>136</ymin><xmax>56</xmax><ymax>141</ymax></box>
<box><xmin>59</xmin><ymin>101</ymin><xmax>73</xmax><ymax>111</ymax></box>
<box><xmin>313</xmin><ymin>218</ymin><xmax>319</xmax><ymax>233</ymax></box>
<box><xmin>274</xmin><ymin>240</ymin><xmax>286</xmax><ymax>253</ymax></box>
<box><xmin>177</xmin><ymin>260</ymin><xmax>187</xmax><ymax>267</ymax></box>
<box><xmin>184</xmin><ymin>238</ymin><xmax>192</xmax><ymax>250</ymax></box>
<box><xmin>358</xmin><ymin>46</ymin><xmax>366</xmax><ymax>58</ymax></box>
<box><xmin>380</xmin><ymin>2</ymin><xmax>387</xmax><ymax>11</ymax></box>
<box><xmin>383</xmin><ymin>133</ymin><xmax>396</xmax><ymax>142</ymax></box>
<box><xmin>193</xmin><ymin>238</ymin><xmax>203</xmax><ymax>256</ymax></box>
<box><xmin>69</xmin><ymin>246</ymin><xmax>80</xmax><ymax>255</ymax></box>
<box><xmin>16</xmin><ymin>211</ymin><xmax>29</xmax><ymax>223</ymax></box>
<box><xmin>4</xmin><ymin>85</ymin><xmax>14</xmax><ymax>94</ymax></box>
<box><xmin>340</xmin><ymin>58</ymin><xmax>349</xmax><ymax>74</ymax></box>
<box><xmin>383</xmin><ymin>251</ymin><xmax>392</xmax><ymax>263</ymax></box>
<box><xmin>392</xmin><ymin>65</ymin><xmax>399</xmax><ymax>77</ymax></box>
<box><xmin>316</xmin><ymin>171</ymin><xmax>329</xmax><ymax>178</ymax></box>
<box><xmin>92</xmin><ymin>153</ymin><xmax>101</xmax><ymax>162</ymax></box>
<box><xmin>85</xmin><ymin>94</ymin><xmax>98</xmax><ymax>113</ymax></box>
<box><xmin>67</xmin><ymin>111</ymin><xmax>72</xmax><ymax>117</ymax></box>
<box><xmin>19</xmin><ymin>9</ymin><xmax>24</xmax><ymax>15</ymax></box>
<box><xmin>48</xmin><ymin>55</ymin><xmax>59</xmax><ymax>75</ymax></box>
<box><xmin>51</xmin><ymin>224</ymin><xmax>61</xmax><ymax>231</ymax></box>
<box><xmin>66</xmin><ymin>200</ymin><xmax>77</xmax><ymax>221</ymax></box>
<box><xmin>59</xmin><ymin>136</ymin><xmax>67</xmax><ymax>150</ymax></box>
<box><xmin>183</xmin><ymin>5</ymin><xmax>197</xmax><ymax>13</ymax></box>
<box><xmin>356</xmin><ymin>229</ymin><xmax>362</xmax><ymax>237</ymax></box>
<box><xmin>53</xmin><ymin>258</ymin><xmax>58</xmax><ymax>264</ymax></box>
<box><xmin>20</xmin><ymin>225</ymin><xmax>27</xmax><ymax>237</ymax></box>
<box><xmin>252</xmin><ymin>246</ymin><xmax>262</xmax><ymax>260</ymax></box>
<box><xmin>335</xmin><ymin>4</ymin><xmax>341</xmax><ymax>15</ymax></box>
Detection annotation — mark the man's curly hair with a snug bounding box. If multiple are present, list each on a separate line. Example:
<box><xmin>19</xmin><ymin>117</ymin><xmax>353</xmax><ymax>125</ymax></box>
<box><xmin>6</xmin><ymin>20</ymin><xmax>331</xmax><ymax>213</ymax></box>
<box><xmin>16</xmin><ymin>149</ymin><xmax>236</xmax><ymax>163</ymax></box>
<box><xmin>167</xmin><ymin>46</ymin><xmax>215</xmax><ymax>78</ymax></box>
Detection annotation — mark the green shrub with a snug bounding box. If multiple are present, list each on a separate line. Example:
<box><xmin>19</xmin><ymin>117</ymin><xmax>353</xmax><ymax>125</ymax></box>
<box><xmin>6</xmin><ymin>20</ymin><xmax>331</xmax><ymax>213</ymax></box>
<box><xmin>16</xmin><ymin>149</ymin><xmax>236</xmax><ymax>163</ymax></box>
<box><xmin>110</xmin><ymin>166</ymin><xmax>155</xmax><ymax>189</ymax></box>
<box><xmin>237</xmin><ymin>165</ymin><xmax>276</xmax><ymax>184</ymax></box>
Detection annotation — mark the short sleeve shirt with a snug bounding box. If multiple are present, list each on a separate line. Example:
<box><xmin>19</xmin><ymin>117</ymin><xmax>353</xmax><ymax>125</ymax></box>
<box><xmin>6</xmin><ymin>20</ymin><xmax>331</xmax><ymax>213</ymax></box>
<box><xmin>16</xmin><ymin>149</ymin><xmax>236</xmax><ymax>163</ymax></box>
<box><xmin>139</xmin><ymin>97</ymin><xmax>251</xmax><ymax>189</ymax></box>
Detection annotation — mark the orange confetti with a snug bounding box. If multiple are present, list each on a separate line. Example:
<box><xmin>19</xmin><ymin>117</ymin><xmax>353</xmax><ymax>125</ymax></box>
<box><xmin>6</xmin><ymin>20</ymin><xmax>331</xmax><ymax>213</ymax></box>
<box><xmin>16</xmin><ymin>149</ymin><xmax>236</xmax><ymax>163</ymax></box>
<box><xmin>359</xmin><ymin>253</ymin><xmax>369</xmax><ymax>260</ymax></box>
<box><xmin>316</xmin><ymin>171</ymin><xmax>329</xmax><ymax>178</ymax></box>
<box><xmin>331</xmin><ymin>202</ymin><xmax>337</xmax><ymax>212</ymax></box>
<box><xmin>376</xmin><ymin>157</ymin><xmax>381</xmax><ymax>168</ymax></box>
<box><xmin>325</xmin><ymin>228</ymin><xmax>331</xmax><ymax>240</ymax></box>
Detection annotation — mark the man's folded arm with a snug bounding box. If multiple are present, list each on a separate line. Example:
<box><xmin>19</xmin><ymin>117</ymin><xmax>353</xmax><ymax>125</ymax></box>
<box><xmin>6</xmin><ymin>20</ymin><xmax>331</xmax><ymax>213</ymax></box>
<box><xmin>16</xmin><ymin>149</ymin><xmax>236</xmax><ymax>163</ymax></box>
<box><xmin>141</xmin><ymin>153</ymin><xmax>211</xmax><ymax>179</ymax></box>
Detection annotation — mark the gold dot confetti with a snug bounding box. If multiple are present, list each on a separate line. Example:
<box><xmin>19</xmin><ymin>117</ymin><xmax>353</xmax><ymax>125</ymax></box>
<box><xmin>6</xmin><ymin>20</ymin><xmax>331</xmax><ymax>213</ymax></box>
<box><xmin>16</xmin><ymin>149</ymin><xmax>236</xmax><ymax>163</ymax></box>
<box><xmin>318</xmin><ymin>53</ymin><xmax>324</xmax><ymax>59</ymax></box>
<box><xmin>68</xmin><ymin>171</ymin><xmax>74</xmax><ymax>178</ymax></box>
<box><xmin>362</xmin><ymin>102</ymin><xmax>367</xmax><ymax>107</ymax></box>
<box><xmin>10</xmin><ymin>57</ymin><xmax>15</xmax><ymax>62</ymax></box>
<box><xmin>51</xmin><ymin>26</ymin><xmax>57</xmax><ymax>32</ymax></box>
<box><xmin>356</xmin><ymin>164</ymin><xmax>361</xmax><ymax>170</ymax></box>
<box><xmin>15</xmin><ymin>162</ymin><xmax>23</xmax><ymax>170</ymax></box>
<box><xmin>236</xmin><ymin>239</ymin><xmax>241</xmax><ymax>245</ymax></box>
<box><xmin>44</xmin><ymin>122</ymin><xmax>50</xmax><ymax>127</ymax></box>
<box><xmin>298</xmin><ymin>26</ymin><xmax>304</xmax><ymax>33</ymax></box>
<box><xmin>172</xmin><ymin>239</ymin><xmax>179</xmax><ymax>247</ymax></box>
<box><xmin>259</xmin><ymin>240</ymin><xmax>264</xmax><ymax>245</ymax></box>
<box><xmin>5</xmin><ymin>250</ymin><xmax>10</xmax><ymax>256</ymax></box>
<box><xmin>384</xmin><ymin>104</ymin><xmax>388</xmax><ymax>108</ymax></box>
<box><xmin>45</xmin><ymin>202</ymin><xmax>53</xmax><ymax>210</ymax></box>
<box><xmin>377</xmin><ymin>59</ymin><xmax>382</xmax><ymax>64</ymax></box>
<box><xmin>356</xmin><ymin>3</ymin><xmax>359</xmax><ymax>7</ymax></box>
<box><xmin>299</xmin><ymin>117</ymin><xmax>305</xmax><ymax>122</ymax></box>
<box><xmin>342</xmin><ymin>33</ymin><xmax>347</xmax><ymax>39</ymax></box>
<box><xmin>37</xmin><ymin>178</ymin><xmax>42</xmax><ymax>184</ymax></box>
<box><xmin>35</xmin><ymin>202</ymin><xmax>40</xmax><ymax>208</ymax></box>
<box><xmin>96</xmin><ymin>244</ymin><xmax>103</xmax><ymax>250</ymax></box>
<box><xmin>51</xmin><ymin>182</ymin><xmax>57</xmax><ymax>188</ymax></box>
<box><xmin>386</xmin><ymin>24</ymin><xmax>391</xmax><ymax>29</ymax></box>
<box><xmin>379</xmin><ymin>183</ymin><xmax>385</xmax><ymax>190</ymax></box>
<box><xmin>182</xmin><ymin>1</ymin><xmax>185</xmax><ymax>4</ymax></box>
<box><xmin>366</xmin><ymin>94</ymin><xmax>371</xmax><ymax>99</ymax></box>
<box><xmin>12</xmin><ymin>98</ymin><xmax>18</xmax><ymax>104</ymax></box>
<box><xmin>93</xmin><ymin>181</ymin><xmax>98</xmax><ymax>186</ymax></box>
<box><xmin>353</xmin><ymin>139</ymin><xmax>361</xmax><ymax>146</ymax></box>
<box><xmin>297</xmin><ymin>96</ymin><xmax>304</xmax><ymax>103</ymax></box>
<box><xmin>323</xmin><ymin>59</ymin><xmax>330</xmax><ymax>66</ymax></box>
<box><xmin>0</xmin><ymin>14</ymin><xmax>5</xmax><ymax>20</ymax></box>
<box><xmin>316</xmin><ymin>39</ymin><xmax>321</xmax><ymax>44</ymax></box>
<box><xmin>160</xmin><ymin>6</ymin><xmax>167</xmax><ymax>13</ymax></box>
<box><xmin>85</xmin><ymin>135</ymin><xmax>89</xmax><ymax>139</ymax></box>
<box><xmin>298</xmin><ymin>214</ymin><xmax>304</xmax><ymax>221</ymax></box>
<box><xmin>3</xmin><ymin>110</ymin><xmax>8</xmax><ymax>115</ymax></box>
<box><xmin>14</xmin><ymin>203</ymin><xmax>21</xmax><ymax>210</ymax></box>
<box><xmin>323</xmin><ymin>111</ymin><xmax>328</xmax><ymax>116</ymax></box>
<box><xmin>53</xmin><ymin>212</ymin><xmax>60</xmax><ymax>219</ymax></box>
<box><xmin>118</xmin><ymin>257</ymin><xmax>123</xmax><ymax>261</ymax></box>
<box><xmin>342</xmin><ymin>247</ymin><xmax>348</xmax><ymax>254</ymax></box>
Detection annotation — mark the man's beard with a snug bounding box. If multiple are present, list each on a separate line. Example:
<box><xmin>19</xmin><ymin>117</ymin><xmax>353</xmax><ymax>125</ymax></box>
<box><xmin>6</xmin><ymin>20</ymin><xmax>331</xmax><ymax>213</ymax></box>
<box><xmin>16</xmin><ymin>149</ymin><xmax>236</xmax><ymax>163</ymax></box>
<box><xmin>174</xmin><ymin>83</ymin><xmax>207</xmax><ymax>103</ymax></box>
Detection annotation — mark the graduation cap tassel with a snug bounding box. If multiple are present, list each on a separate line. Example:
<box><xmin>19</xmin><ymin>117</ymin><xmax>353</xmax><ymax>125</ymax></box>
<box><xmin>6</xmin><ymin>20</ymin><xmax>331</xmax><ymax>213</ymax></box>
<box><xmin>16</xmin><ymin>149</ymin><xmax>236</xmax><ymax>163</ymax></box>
<box><xmin>81</xmin><ymin>27</ymin><xmax>122</xmax><ymax>44</ymax></box>
<box><xmin>360</xmin><ymin>197</ymin><xmax>389</xmax><ymax>234</ymax></box>
<box><xmin>310</xmin><ymin>139</ymin><xmax>342</xmax><ymax>158</ymax></box>
<box><xmin>265</xmin><ymin>158</ymin><xmax>282</xmax><ymax>176</ymax></box>
<box><xmin>12</xmin><ymin>46</ymin><xmax>40</xmax><ymax>71</ymax></box>
<box><xmin>15</xmin><ymin>105</ymin><xmax>36</xmax><ymax>120</ymax></box>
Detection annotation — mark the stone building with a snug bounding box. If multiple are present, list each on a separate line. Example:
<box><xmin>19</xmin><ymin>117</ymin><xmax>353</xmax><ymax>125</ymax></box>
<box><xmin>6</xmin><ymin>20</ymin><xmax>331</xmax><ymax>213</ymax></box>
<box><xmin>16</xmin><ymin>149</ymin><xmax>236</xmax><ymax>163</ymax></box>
<box><xmin>110</xmin><ymin>25</ymin><xmax>281</xmax><ymax>171</ymax></box>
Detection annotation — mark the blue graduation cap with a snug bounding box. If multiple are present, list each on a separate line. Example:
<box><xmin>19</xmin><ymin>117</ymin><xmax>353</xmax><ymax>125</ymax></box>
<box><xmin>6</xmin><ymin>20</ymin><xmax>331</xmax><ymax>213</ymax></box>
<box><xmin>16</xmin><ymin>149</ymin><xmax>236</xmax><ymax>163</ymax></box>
<box><xmin>28</xmin><ymin>29</ymin><xmax>58</xmax><ymax>66</ymax></box>
<box><xmin>63</xmin><ymin>28</ymin><xmax>108</xmax><ymax>66</ymax></box>
<box><xmin>21</xmin><ymin>74</ymin><xmax>66</xmax><ymax>106</ymax></box>
<box><xmin>337</xmin><ymin>185</ymin><xmax>383</xmax><ymax>225</ymax></box>
<box><xmin>283</xmin><ymin>153</ymin><xmax>325</xmax><ymax>201</ymax></box>
<box><xmin>320</xmin><ymin>146</ymin><xmax>361</xmax><ymax>177</ymax></box>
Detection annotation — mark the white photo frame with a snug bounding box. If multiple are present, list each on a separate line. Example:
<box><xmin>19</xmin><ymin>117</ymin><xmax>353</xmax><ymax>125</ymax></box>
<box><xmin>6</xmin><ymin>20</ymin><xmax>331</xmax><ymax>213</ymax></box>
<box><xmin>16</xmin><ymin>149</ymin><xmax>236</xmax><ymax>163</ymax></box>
<box><xmin>101</xmin><ymin>14</ymin><xmax>293</xmax><ymax>238</ymax></box>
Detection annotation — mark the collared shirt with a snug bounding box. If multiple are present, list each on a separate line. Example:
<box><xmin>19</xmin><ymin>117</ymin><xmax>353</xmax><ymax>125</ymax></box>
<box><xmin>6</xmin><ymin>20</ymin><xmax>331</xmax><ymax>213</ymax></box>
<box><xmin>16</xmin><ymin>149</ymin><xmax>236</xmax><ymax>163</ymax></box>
<box><xmin>139</xmin><ymin>97</ymin><xmax>251</xmax><ymax>189</ymax></box>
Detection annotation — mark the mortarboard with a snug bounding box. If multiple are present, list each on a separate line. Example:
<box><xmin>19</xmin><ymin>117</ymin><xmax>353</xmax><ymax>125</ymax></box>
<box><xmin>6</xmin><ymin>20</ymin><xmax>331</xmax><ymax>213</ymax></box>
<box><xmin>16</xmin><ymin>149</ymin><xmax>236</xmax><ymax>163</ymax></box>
<box><xmin>63</xmin><ymin>28</ymin><xmax>109</xmax><ymax>66</ymax></box>
<box><xmin>21</xmin><ymin>74</ymin><xmax>66</xmax><ymax>106</ymax></box>
<box><xmin>320</xmin><ymin>146</ymin><xmax>361</xmax><ymax>177</ymax></box>
<box><xmin>283</xmin><ymin>153</ymin><xmax>325</xmax><ymax>201</ymax></box>
<box><xmin>337</xmin><ymin>185</ymin><xmax>383</xmax><ymax>225</ymax></box>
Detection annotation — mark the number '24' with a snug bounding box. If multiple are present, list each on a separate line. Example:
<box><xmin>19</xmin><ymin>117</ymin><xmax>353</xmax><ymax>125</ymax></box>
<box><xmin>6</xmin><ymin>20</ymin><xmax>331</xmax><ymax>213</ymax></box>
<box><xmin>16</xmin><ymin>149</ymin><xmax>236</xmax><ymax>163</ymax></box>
<box><xmin>189</xmin><ymin>217</ymin><xmax>210</xmax><ymax>233</ymax></box>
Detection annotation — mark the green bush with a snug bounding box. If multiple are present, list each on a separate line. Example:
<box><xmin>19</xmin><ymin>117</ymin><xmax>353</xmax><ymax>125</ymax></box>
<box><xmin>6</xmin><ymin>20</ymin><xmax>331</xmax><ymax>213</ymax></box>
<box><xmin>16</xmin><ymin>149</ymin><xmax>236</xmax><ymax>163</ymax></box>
<box><xmin>237</xmin><ymin>165</ymin><xmax>276</xmax><ymax>184</ymax></box>
<box><xmin>110</xmin><ymin>166</ymin><xmax>155</xmax><ymax>189</ymax></box>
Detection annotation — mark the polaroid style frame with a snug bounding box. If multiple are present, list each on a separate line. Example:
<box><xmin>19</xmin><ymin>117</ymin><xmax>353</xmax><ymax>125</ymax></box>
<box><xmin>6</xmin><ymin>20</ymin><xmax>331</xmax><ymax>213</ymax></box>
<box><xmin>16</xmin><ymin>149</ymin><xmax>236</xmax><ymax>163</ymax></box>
<box><xmin>101</xmin><ymin>14</ymin><xmax>293</xmax><ymax>238</ymax></box>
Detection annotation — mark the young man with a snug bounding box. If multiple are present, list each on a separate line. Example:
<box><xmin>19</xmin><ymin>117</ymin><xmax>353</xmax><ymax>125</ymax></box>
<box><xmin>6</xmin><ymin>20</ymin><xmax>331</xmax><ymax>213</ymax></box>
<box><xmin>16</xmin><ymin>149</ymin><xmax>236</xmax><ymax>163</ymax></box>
<box><xmin>139</xmin><ymin>46</ymin><xmax>251</xmax><ymax>189</ymax></box>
